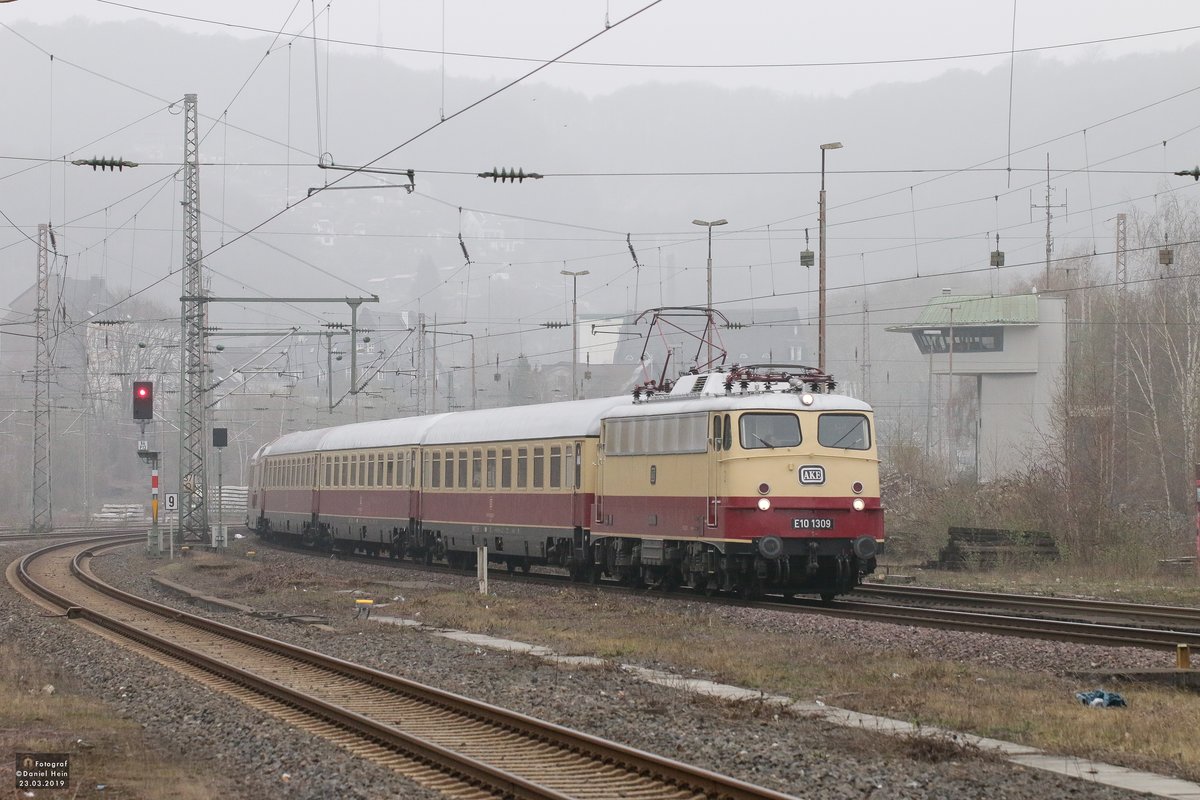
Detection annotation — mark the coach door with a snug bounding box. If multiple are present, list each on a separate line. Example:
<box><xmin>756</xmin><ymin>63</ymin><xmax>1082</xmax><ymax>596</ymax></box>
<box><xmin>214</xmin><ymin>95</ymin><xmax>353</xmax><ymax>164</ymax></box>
<box><xmin>311</xmin><ymin>455</ymin><xmax>321</xmax><ymax>518</ymax></box>
<box><xmin>706</xmin><ymin>415</ymin><xmax>721</xmax><ymax>528</ymax></box>
<box><xmin>408</xmin><ymin>448</ymin><xmax>421</xmax><ymax>520</ymax></box>
<box><xmin>572</xmin><ymin>440</ymin><xmax>588</xmax><ymax>529</ymax></box>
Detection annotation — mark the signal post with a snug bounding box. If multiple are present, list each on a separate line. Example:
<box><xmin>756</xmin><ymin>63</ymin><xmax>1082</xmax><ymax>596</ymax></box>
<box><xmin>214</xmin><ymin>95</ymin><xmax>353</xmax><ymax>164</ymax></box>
<box><xmin>133</xmin><ymin>382</ymin><xmax>162</xmax><ymax>555</ymax></box>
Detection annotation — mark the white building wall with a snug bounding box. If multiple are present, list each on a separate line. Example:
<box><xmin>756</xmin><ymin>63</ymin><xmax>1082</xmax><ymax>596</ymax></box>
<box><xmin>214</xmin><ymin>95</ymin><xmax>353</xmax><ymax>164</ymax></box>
<box><xmin>974</xmin><ymin>297</ymin><xmax>1065</xmax><ymax>481</ymax></box>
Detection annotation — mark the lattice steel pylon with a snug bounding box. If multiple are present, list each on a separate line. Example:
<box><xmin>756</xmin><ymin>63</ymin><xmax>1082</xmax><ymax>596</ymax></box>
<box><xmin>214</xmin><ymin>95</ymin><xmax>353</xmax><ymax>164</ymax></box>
<box><xmin>178</xmin><ymin>93</ymin><xmax>208</xmax><ymax>543</ymax></box>
<box><xmin>31</xmin><ymin>223</ymin><xmax>52</xmax><ymax>532</ymax></box>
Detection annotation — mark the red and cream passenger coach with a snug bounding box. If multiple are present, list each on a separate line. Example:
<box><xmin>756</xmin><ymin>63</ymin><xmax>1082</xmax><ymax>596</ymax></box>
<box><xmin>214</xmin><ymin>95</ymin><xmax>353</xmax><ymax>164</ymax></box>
<box><xmin>248</xmin><ymin>364</ymin><xmax>883</xmax><ymax>599</ymax></box>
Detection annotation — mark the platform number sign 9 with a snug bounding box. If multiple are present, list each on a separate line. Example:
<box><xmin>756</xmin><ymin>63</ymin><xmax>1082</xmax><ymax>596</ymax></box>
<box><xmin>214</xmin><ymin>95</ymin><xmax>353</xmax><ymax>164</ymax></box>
<box><xmin>163</xmin><ymin>493</ymin><xmax>178</xmax><ymax>512</ymax></box>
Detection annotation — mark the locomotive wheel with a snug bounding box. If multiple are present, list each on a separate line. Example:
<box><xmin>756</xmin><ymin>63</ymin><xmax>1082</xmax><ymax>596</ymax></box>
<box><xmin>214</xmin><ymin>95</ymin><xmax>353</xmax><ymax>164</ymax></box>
<box><xmin>819</xmin><ymin>592</ymin><xmax>836</xmax><ymax>604</ymax></box>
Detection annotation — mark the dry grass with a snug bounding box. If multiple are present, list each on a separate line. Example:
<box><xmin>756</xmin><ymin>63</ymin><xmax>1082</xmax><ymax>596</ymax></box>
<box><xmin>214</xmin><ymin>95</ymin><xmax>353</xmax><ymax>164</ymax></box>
<box><xmin>0</xmin><ymin>643</ymin><xmax>234</xmax><ymax>798</ymax></box>
<box><xmin>396</xmin><ymin>585</ymin><xmax>1200</xmax><ymax>782</ymax></box>
<box><xmin>164</xmin><ymin>550</ymin><xmax>1200</xmax><ymax>782</ymax></box>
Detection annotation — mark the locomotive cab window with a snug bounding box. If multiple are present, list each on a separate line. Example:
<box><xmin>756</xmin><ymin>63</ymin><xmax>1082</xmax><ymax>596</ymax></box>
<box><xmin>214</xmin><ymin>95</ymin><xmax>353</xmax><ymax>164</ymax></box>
<box><xmin>739</xmin><ymin>413</ymin><xmax>801</xmax><ymax>449</ymax></box>
<box><xmin>818</xmin><ymin>413</ymin><xmax>871</xmax><ymax>450</ymax></box>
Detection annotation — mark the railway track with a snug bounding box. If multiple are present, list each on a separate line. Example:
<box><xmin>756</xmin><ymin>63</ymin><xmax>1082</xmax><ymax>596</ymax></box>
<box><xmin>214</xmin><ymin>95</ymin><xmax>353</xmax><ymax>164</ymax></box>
<box><xmin>0</xmin><ymin>527</ymin><xmax>141</xmax><ymax>543</ymax></box>
<box><xmin>258</xmin><ymin>535</ymin><xmax>1200</xmax><ymax>653</ymax></box>
<box><xmin>773</xmin><ymin>597</ymin><xmax>1200</xmax><ymax>651</ymax></box>
<box><xmin>13</xmin><ymin>535</ymin><xmax>798</xmax><ymax>800</ymax></box>
<box><xmin>856</xmin><ymin>583</ymin><xmax>1200</xmax><ymax>630</ymax></box>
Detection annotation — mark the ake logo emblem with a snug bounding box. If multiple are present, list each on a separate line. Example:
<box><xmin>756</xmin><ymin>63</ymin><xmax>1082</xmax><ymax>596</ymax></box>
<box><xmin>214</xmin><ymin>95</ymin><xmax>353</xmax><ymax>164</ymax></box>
<box><xmin>798</xmin><ymin>465</ymin><xmax>825</xmax><ymax>485</ymax></box>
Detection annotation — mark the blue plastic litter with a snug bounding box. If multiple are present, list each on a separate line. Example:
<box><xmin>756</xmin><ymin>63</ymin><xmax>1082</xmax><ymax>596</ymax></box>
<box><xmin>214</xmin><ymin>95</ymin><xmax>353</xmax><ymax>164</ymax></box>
<box><xmin>1075</xmin><ymin>689</ymin><xmax>1127</xmax><ymax>708</ymax></box>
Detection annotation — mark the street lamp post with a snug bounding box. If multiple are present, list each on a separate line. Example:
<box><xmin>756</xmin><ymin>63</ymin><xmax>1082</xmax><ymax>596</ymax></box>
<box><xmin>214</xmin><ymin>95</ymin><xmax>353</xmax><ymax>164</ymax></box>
<box><xmin>561</xmin><ymin>269</ymin><xmax>589</xmax><ymax>400</ymax></box>
<box><xmin>818</xmin><ymin>141</ymin><xmax>843</xmax><ymax>375</ymax></box>
<box><xmin>692</xmin><ymin>218</ymin><xmax>727</xmax><ymax>368</ymax></box>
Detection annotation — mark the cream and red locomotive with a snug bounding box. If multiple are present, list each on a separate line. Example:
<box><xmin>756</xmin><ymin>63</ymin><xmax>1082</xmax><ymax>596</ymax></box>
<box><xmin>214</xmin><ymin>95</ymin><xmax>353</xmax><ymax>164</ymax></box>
<box><xmin>247</xmin><ymin>365</ymin><xmax>883</xmax><ymax>599</ymax></box>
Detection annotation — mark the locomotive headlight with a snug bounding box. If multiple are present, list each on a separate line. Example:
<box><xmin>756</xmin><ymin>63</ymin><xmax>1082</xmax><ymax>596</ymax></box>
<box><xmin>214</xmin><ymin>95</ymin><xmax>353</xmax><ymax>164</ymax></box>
<box><xmin>757</xmin><ymin>498</ymin><xmax>771</xmax><ymax>511</ymax></box>
<box><xmin>852</xmin><ymin>481</ymin><xmax>864</xmax><ymax>494</ymax></box>
<box><xmin>800</xmin><ymin>393</ymin><xmax>815</xmax><ymax>406</ymax></box>
<box><xmin>852</xmin><ymin>498</ymin><xmax>866</xmax><ymax>512</ymax></box>
<box><xmin>758</xmin><ymin>483</ymin><xmax>771</xmax><ymax>495</ymax></box>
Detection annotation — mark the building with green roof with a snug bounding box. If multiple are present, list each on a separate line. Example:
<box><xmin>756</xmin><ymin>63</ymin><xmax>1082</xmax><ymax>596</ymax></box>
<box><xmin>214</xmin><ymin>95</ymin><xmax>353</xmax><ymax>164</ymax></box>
<box><xmin>887</xmin><ymin>290</ymin><xmax>1066</xmax><ymax>480</ymax></box>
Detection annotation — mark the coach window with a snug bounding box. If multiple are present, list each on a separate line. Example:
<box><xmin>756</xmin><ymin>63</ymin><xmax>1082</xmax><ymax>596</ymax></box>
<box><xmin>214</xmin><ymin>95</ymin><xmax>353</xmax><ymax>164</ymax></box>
<box><xmin>458</xmin><ymin>451</ymin><xmax>468</xmax><ymax>488</ymax></box>
<box><xmin>360</xmin><ymin>454</ymin><xmax>367</xmax><ymax>486</ymax></box>
<box><xmin>431</xmin><ymin>452</ymin><xmax>441</xmax><ymax>488</ymax></box>
<box><xmin>340</xmin><ymin>456</ymin><xmax>348</xmax><ymax>487</ymax></box>
<box><xmin>740</xmin><ymin>413</ymin><xmax>801</xmax><ymax>450</ymax></box>
<box><xmin>550</xmin><ymin>446</ymin><xmax>562</xmax><ymax>489</ymax></box>
<box><xmin>486</xmin><ymin>448</ymin><xmax>497</xmax><ymax>488</ymax></box>
<box><xmin>574</xmin><ymin>443</ymin><xmax>581</xmax><ymax>489</ymax></box>
<box><xmin>517</xmin><ymin>447</ymin><xmax>528</xmax><ymax>488</ymax></box>
<box><xmin>501</xmin><ymin>448</ymin><xmax>512</xmax><ymax>488</ymax></box>
<box><xmin>444</xmin><ymin>449</ymin><xmax>454</xmax><ymax>488</ymax></box>
<box><xmin>472</xmin><ymin>449</ymin><xmax>483</xmax><ymax>488</ymax></box>
<box><xmin>385</xmin><ymin>453</ymin><xmax>394</xmax><ymax>487</ymax></box>
<box><xmin>324</xmin><ymin>459</ymin><xmax>331</xmax><ymax>488</ymax></box>
<box><xmin>817</xmin><ymin>413</ymin><xmax>871</xmax><ymax>450</ymax></box>
<box><xmin>533</xmin><ymin>447</ymin><xmax>545</xmax><ymax>488</ymax></box>
<box><xmin>409</xmin><ymin>449</ymin><xmax>418</xmax><ymax>487</ymax></box>
<box><xmin>367</xmin><ymin>455</ymin><xmax>376</xmax><ymax>487</ymax></box>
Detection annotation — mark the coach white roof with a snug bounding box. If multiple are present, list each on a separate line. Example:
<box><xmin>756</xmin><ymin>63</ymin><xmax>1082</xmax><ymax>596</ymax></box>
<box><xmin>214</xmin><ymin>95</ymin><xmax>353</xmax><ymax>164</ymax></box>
<box><xmin>255</xmin><ymin>372</ymin><xmax>872</xmax><ymax>456</ymax></box>
<box><xmin>423</xmin><ymin>397</ymin><xmax>631</xmax><ymax>444</ymax></box>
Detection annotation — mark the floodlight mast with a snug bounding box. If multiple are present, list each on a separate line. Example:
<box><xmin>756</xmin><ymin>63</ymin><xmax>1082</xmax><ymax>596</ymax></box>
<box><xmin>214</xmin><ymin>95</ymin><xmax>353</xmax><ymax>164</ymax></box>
<box><xmin>692</xmin><ymin>219</ymin><xmax>727</xmax><ymax>368</ymax></box>
<box><xmin>818</xmin><ymin>141</ymin><xmax>842</xmax><ymax>375</ymax></box>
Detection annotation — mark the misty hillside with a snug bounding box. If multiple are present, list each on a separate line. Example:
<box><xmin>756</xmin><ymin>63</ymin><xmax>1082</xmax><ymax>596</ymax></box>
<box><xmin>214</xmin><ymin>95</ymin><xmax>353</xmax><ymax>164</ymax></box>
<box><xmin>2</xmin><ymin>17</ymin><xmax>1198</xmax><ymax>388</ymax></box>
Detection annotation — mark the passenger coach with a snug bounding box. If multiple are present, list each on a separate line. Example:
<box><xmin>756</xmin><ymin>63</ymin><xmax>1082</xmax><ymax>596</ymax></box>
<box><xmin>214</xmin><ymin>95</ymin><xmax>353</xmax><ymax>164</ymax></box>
<box><xmin>248</xmin><ymin>365</ymin><xmax>883</xmax><ymax>599</ymax></box>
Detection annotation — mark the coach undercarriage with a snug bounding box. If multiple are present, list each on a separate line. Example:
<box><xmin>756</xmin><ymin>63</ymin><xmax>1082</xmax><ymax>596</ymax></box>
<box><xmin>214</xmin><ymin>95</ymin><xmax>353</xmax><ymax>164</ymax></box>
<box><xmin>258</xmin><ymin>513</ymin><xmax>874</xmax><ymax>600</ymax></box>
<box><xmin>584</xmin><ymin>536</ymin><xmax>875</xmax><ymax>600</ymax></box>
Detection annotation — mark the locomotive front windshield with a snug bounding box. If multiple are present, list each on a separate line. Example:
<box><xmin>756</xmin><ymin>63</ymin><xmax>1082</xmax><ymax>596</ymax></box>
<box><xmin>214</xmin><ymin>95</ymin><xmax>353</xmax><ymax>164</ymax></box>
<box><xmin>739</xmin><ymin>413</ymin><xmax>801</xmax><ymax>449</ymax></box>
<box><xmin>817</xmin><ymin>413</ymin><xmax>871</xmax><ymax>450</ymax></box>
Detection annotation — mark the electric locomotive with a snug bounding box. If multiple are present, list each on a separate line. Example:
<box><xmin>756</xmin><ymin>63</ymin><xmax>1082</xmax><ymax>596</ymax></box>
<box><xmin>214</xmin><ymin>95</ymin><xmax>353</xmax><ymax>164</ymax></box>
<box><xmin>247</xmin><ymin>364</ymin><xmax>883</xmax><ymax>599</ymax></box>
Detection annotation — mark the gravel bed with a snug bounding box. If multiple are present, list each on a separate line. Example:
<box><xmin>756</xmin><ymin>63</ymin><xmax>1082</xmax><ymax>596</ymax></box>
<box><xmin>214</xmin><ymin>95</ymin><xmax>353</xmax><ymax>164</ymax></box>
<box><xmin>0</xmin><ymin>542</ymin><xmax>442</xmax><ymax>800</ymax></box>
<box><xmin>53</xmin><ymin>541</ymin><xmax>1161</xmax><ymax>800</ymax></box>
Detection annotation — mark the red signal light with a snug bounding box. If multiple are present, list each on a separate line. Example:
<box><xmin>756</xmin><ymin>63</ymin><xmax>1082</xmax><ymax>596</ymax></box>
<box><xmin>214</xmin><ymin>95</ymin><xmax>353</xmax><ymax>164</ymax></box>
<box><xmin>133</xmin><ymin>381</ymin><xmax>154</xmax><ymax>420</ymax></box>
